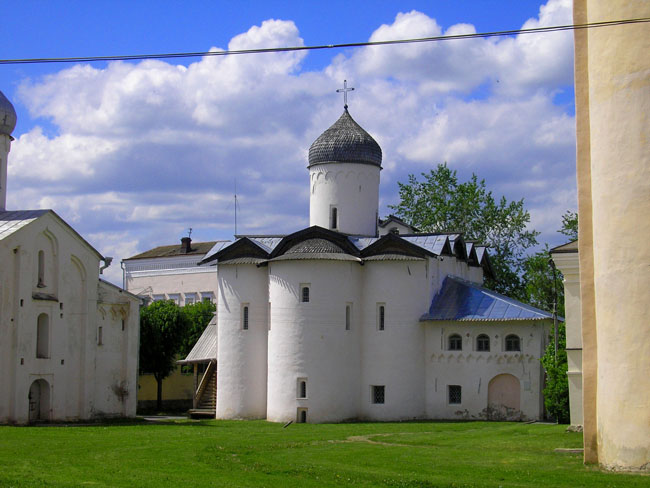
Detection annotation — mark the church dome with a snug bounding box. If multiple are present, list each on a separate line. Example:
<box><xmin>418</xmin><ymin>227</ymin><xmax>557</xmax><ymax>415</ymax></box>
<box><xmin>308</xmin><ymin>109</ymin><xmax>382</xmax><ymax>168</ymax></box>
<box><xmin>0</xmin><ymin>90</ymin><xmax>17</xmax><ymax>137</ymax></box>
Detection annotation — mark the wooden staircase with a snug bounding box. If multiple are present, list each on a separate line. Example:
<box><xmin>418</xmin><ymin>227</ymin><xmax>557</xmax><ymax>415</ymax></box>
<box><xmin>189</xmin><ymin>361</ymin><xmax>216</xmax><ymax>418</ymax></box>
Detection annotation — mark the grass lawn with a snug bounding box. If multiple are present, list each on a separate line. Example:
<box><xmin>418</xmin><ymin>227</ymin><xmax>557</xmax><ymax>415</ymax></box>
<box><xmin>0</xmin><ymin>420</ymin><xmax>646</xmax><ymax>487</ymax></box>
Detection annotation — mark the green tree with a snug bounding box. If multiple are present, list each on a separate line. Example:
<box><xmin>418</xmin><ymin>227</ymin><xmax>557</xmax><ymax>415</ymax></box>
<box><xmin>523</xmin><ymin>246</ymin><xmax>565</xmax><ymax>317</ymax></box>
<box><xmin>179</xmin><ymin>300</ymin><xmax>216</xmax><ymax>359</ymax></box>
<box><xmin>559</xmin><ymin>210</ymin><xmax>578</xmax><ymax>241</ymax></box>
<box><xmin>540</xmin><ymin>323</ymin><xmax>569</xmax><ymax>423</ymax></box>
<box><xmin>139</xmin><ymin>300</ymin><xmax>188</xmax><ymax>410</ymax></box>
<box><xmin>390</xmin><ymin>164</ymin><xmax>539</xmax><ymax>299</ymax></box>
<box><xmin>528</xmin><ymin>210</ymin><xmax>577</xmax><ymax>423</ymax></box>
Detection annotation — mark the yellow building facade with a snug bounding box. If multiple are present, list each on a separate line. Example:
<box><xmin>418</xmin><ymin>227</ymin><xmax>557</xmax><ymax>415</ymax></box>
<box><xmin>573</xmin><ymin>0</ymin><xmax>649</xmax><ymax>471</ymax></box>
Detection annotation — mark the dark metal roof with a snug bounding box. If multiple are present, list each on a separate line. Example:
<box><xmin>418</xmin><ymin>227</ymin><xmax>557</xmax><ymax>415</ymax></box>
<box><xmin>0</xmin><ymin>90</ymin><xmax>17</xmax><ymax>136</ymax></box>
<box><xmin>286</xmin><ymin>238</ymin><xmax>346</xmax><ymax>254</ymax></box>
<box><xmin>378</xmin><ymin>215</ymin><xmax>418</xmax><ymax>232</ymax></box>
<box><xmin>421</xmin><ymin>275</ymin><xmax>555</xmax><ymax>322</ymax></box>
<box><xmin>126</xmin><ymin>241</ymin><xmax>221</xmax><ymax>260</ymax></box>
<box><xmin>308</xmin><ymin>109</ymin><xmax>382</xmax><ymax>168</ymax></box>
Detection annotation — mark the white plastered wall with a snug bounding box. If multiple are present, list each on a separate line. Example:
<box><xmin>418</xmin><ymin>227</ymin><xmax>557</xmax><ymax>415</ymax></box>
<box><xmin>0</xmin><ymin>134</ymin><xmax>9</xmax><ymax>211</ymax></box>
<box><xmin>267</xmin><ymin>259</ymin><xmax>362</xmax><ymax>423</ymax></box>
<box><xmin>358</xmin><ymin>259</ymin><xmax>429</xmax><ymax>420</ymax></box>
<box><xmin>309</xmin><ymin>163</ymin><xmax>380</xmax><ymax>236</ymax></box>
<box><xmin>552</xmin><ymin>251</ymin><xmax>582</xmax><ymax>428</ymax></box>
<box><xmin>423</xmin><ymin>321</ymin><xmax>547</xmax><ymax>420</ymax></box>
<box><xmin>0</xmin><ymin>213</ymin><xmax>139</xmax><ymax>423</ymax></box>
<box><xmin>215</xmin><ymin>263</ymin><xmax>268</xmax><ymax>419</ymax></box>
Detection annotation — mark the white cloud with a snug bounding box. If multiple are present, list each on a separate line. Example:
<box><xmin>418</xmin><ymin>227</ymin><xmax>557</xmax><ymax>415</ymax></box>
<box><xmin>7</xmin><ymin>0</ymin><xmax>576</xmax><ymax>285</ymax></box>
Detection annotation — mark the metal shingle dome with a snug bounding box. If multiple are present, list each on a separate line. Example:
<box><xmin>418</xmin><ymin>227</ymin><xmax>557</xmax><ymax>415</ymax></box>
<box><xmin>0</xmin><ymin>90</ymin><xmax>17</xmax><ymax>137</ymax></box>
<box><xmin>308</xmin><ymin>109</ymin><xmax>382</xmax><ymax>168</ymax></box>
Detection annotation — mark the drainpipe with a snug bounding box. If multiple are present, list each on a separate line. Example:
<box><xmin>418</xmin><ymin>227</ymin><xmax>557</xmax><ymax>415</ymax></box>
<box><xmin>100</xmin><ymin>256</ymin><xmax>113</xmax><ymax>275</ymax></box>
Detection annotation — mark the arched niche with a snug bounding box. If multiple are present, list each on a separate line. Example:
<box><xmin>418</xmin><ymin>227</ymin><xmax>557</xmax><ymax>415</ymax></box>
<box><xmin>28</xmin><ymin>379</ymin><xmax>51</xmax><ymax>422</ymax></box>
<box><xmin>488</xmin><ymin>373</ymin><xmax>520</xmax><ymax>412</ymax></box>
<box><xmin>33</xmin><ymin>229</ymin><xmax>59</xmax><ymax>296</ymax></box>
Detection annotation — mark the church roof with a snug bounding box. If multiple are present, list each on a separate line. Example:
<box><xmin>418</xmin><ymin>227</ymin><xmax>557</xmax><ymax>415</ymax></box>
<box><xmin>421</xmin><ymin>275</ymin><xmax>555</xmax><ymax>322</ymax></box>
<box><xmin>200</xmin><ymin>227</ymin><xmax>492</xmax><ymax>276</ymax></box>
<box><xmin>378</xmin><ymin>215</ymin><xmax>418</xmax><ymax>232</ymax></box>
<box><xmin>0</xmin><ymin>210</ymin><xmax>49</xmax><ymax>241</ymax></box>
<box><xmin>177</xmin><ymin>317</ymin><xmax>217</xmax><ymax>364</ymax></box>
<box><xmin>0</xmin><ymin>90</ymin><xmax>17</xmax><ymax>137</ymax></box>
<box><xmin>0</xmin><ymin>209</ymin><xmax>103</xmax><ymax>259</ymax></box>
<box><xmin>308</xmin><ymin>109</ymin><xmax>382</xmax><ymax>168</ymax></box>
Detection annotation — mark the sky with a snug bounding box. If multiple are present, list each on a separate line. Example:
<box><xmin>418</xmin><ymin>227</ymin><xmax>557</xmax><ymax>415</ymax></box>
<box><xmin>1</xmin><ymin>0</ymin><xmax>577</xmax><ymax>285</ymax></box>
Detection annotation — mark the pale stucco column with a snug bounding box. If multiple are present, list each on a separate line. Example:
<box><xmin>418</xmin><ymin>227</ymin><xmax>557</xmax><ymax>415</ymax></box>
<box><xmin>574</xmin><ymin>0</ymin><xmax>650</xmax><ymax>471</ymax></box>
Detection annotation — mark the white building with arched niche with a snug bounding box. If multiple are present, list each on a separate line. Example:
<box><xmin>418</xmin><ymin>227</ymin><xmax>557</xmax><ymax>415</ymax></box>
<box><xmin>197</xmin><ymin>106</ymin><xmax>553</xmax><ymax>423</ymax></box>
<box><xmin>0</xmin><ymin>90</ymin><xmax>140</xmax><ymax>424</ymax></box>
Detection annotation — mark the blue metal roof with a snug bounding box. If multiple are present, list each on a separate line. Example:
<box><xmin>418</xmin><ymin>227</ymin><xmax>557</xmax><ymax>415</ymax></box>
<box><xmin>420</xmin><ymin>275</ymin><xmax>556</xmax><ymax>322</ymax></box>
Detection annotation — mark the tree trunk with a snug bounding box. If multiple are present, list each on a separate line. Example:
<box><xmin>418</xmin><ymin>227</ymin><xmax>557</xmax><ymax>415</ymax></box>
<box><xmin>155</xmin><ymin>374</ymin><xmax>163</xmax><ymax>412</ymax></box>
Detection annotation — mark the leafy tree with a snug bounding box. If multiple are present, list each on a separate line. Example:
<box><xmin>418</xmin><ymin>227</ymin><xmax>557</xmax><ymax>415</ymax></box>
<box><xmin>559</xmin><ymin>210</ymin><xmax>578</xmax><ymax>241</ymax></box>
<box><xmin>523</xmin><ymin>246</ymin><xmax>565</xmax><ymax>318</ymax></box>
<box><xmin>179</xmin><ymin>300</ymin><xmax>216</xmax><ymax>359</ymax></box>
<box><xmin>139</xmin><ymin>300</ymin><xmax>188</xmax><ymax>410</ymax></box>
<box><xmin>529</xmin><ymin>210</ymin><xmax>577</xmax><ymax>423</ymax></box>
<box><xmin>390</xmin><ymin>164</ymin><xmax>539</xmax><ymax>299</ymax></box>
<box><xmin>540</xmin><ymin>323</ymin><xmax>569</xmax><ymax>423</ymax></box>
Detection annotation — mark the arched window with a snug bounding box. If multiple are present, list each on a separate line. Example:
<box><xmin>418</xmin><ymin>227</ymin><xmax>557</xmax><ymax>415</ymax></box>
<box><xmin>37</xmin><ymin>250</ymin><xmax>45</xmax><ymax>287</ymax></box>
<box><xmin>36</xmin><ymin>313</ymin><xmax>49</xmax><ymax>358</ymax></box>
<box><xmin>330</xmin><ymin>207</ymin><xmax>338</xmax><ymax>230</ymax></box>
<box><xmin>242</xmin><ymin>305</ymin><xmax>249</xmax><ymax>330</ymax></box>
<box><xmin>301</xmin><ymin>286</ymin><xmax>310</xmax><ymax>303</ymax></box>
<box><xmin>448</xmin><ymin>334</ymin><xmax>462</xmax><ymax>351</ymax></box>
<box><xmin>476</xmin><ymin>334</ymin><xmax>490</xmax><ymax>352</ymax></box>
<box><xmin>505</xmin><ymin>334</ymin><xmax>521</xmax><ymax>352</ymax></box>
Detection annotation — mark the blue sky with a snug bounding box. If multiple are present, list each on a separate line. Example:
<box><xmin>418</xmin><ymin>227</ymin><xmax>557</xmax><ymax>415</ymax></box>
<box><xmin>2</xmin><ymin>0</ymin><xmax>577</xmax><ymax>284</ymax></box>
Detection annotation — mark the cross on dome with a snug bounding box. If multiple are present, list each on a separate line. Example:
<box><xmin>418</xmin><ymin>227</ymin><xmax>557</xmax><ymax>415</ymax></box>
<box><xmin>336</xmin><ymin>80</ymin><xmax>355</xmax><ymax>109</ymax></box>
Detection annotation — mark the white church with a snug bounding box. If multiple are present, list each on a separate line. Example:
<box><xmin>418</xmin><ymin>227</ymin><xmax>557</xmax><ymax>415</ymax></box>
<box><xmin>192</xmin><ymin>99</ymin><xmax>554</xmax><ymax>423</ymax></box>
<box><xmin>0</xmin><ymin>90</ymin><xmax>140</xmax><ymax>424</ymax></box>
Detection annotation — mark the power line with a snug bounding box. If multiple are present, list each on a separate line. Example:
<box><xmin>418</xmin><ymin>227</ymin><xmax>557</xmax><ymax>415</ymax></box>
<box><xmin>1</xmin><ymin>17</ymin><xmax>648</xmax><ymax>66</ymax></box>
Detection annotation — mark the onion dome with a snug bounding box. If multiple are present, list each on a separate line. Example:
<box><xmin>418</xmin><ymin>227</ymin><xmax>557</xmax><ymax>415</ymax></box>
<box><xmin>0</xmin><ymin>90</ymin><xmax>17</xmax><ymax>137</ymax></box>
<box><xmin>308</xmin><ymin>109</ymin><xmax>382</xmax><ymax>168</ymax></box>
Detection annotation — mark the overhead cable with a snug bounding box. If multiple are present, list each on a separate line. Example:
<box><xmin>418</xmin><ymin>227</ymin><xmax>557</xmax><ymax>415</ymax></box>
<box><xmin>1</xmin><ymin>17</ymin><xmax>648</xmax><ymax>65</ymax></box>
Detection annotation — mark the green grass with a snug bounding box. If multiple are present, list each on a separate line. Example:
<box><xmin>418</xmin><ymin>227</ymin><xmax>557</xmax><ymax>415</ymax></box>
<box><xmin>0</xmin><ymin>420</ymin><xmax>646</xmax><ymax>487</ymax></box>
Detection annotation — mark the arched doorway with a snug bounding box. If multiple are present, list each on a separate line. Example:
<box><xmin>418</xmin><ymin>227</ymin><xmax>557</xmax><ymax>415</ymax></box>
<box><xmin>28</xmin><ymin>379</ymin><xmax>50</xmax><ymax>422</ymax></box>
<box><xmin>487</xmin><ymin>374</ymin><xmax>520</xmax><ymax>419</ymax></box>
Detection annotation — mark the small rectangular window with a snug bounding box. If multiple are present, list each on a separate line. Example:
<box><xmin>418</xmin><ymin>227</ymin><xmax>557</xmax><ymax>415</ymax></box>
<box><xmin>448</xmin><ymin>385</ymin><xmax>462</xmax><ymax>404</ymax></box>
<box><xmin>268</xmin><ymin>302</ymin><xmax>271</xmax><ymax>331</ymax></box>
<box><xmin>184</xmin><ymin>293</ymin><xmax>196</xmax><ymax>305</ymax></box>
<box><xmin>300</xmin><ymin>284</ymin><xmax>310</xmax><ymax>303</ymax></box>
<box><xmin>372</xmin><ymin>385</ymin><xmax>385</xmax><ymax>404</ymax></box>
<box><xmin>242</xmin><ymin>304</ymin><xmax>249</xmax><ymax>330</ymax></box>
<box><xmin>201</xmin><ymin>292</ymin><xmax>214</xmax><ymax>303</ymax></box>
<box><xmin>377</xmin><ymin>303</ymin><xmax>385</xmax><ymax>331</ymax></box>
<box><xmin>345</xmin><ymin>303</ymin><xmax>352</xmax><ymax>330</ymax></box>
<box><xmin>97</xmin><ymin>326</ymin><xmax>103</xmax><ymax>346</ymax></box>
<box><xmin>297</xmin><ymin>378</ymin><xmax>307</xmax><ymax>399</ymax></box>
